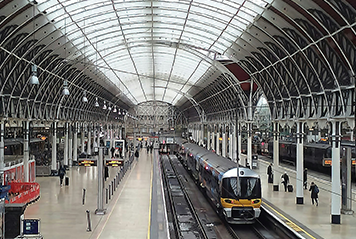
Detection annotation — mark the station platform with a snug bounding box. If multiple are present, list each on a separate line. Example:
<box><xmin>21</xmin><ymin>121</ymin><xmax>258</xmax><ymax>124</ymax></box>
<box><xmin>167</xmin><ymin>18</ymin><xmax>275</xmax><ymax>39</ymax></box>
<box><xmin>255</xmin><ymin>157</ymin><xmax>356</xmax><ymax>239</ymax></box>
<box><xmin>23</xmin><ymin>149</ymin><xmax>356</xmax><ymax>239</ymax></box>
<box><xmin>24</xmin><ymin>148</ymin><xmax>169</xmax><ymax>239</ymax></box>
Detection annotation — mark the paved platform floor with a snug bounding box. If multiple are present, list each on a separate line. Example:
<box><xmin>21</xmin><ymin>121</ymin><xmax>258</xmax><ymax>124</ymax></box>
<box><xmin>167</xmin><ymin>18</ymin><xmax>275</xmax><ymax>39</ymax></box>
<box><xmin>256</xmin><ymin>157</ymin><xmax>356</xmax><ymax>239</ymax></box>
<box><xmin>24</xmin><ymin>149</ymin><xmax>169</xmax><ymax>239</ymax></box>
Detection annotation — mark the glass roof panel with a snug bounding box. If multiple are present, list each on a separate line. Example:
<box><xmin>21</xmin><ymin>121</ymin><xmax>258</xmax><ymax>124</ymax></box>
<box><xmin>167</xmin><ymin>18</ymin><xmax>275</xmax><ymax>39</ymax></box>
<box><xmin>37</xmin><ymin>0</ymin><xmax>268</xmax><ymax>105</ymax></box>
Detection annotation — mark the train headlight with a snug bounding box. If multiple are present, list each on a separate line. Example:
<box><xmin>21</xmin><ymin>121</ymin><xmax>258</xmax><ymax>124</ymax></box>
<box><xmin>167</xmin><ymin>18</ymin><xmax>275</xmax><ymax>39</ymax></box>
<box><xmin>224</xmin><ymin>199</ymin><xmax>232</xmax><ymax>204</ymax></box>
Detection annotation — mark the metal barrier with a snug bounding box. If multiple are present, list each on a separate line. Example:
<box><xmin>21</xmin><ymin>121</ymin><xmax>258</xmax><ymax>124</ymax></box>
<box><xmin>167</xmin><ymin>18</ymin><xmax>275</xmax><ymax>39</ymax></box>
<box><xmin>86</xmin><ymin>210</ymin><xmax>91</xmax><ymax>232</ymax></box>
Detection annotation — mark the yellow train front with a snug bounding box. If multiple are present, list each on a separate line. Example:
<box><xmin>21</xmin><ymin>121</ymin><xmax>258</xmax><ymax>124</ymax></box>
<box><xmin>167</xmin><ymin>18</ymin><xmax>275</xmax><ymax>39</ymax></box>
<box><xmin>183</xmin><ymin>143</ymin><xmax>261</xmax><ymax>224</ymax></box>
<box><xmin>219</xmin><ymin>168</ymin><xmax>261</xmax><ymax>224</ymax></box>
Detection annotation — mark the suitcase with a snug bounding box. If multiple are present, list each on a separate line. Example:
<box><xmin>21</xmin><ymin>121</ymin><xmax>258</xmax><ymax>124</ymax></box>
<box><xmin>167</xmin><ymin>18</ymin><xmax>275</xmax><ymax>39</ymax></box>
<box><xmin>288</xmin><ymin>184</ymin><xmax>293</xmax><ymax>192</ymax></box>
<box><xmin>65</xmin><ymin>177</ymin><xmax>69</xmax><ymax>186</ymax></box>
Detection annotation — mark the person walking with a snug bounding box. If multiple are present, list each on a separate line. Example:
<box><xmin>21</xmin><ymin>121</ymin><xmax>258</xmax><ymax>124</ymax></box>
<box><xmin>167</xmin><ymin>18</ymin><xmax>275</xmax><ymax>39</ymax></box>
<box><xmin>105</xmin><ymin>166</ymin><xmax>109</xmax><ymax>181</ymax></box>
<box><xmin>309</xmin><ymin>182</ymin><xmax>319</xmax><ymax>206</ymax></box>
<box><xmin>267</xmin><ymin>163</ymin><xmax>273</xmax><ymax>183</ymax></box>
<box><xmin>281</xmin><ymin>172</ymin><xmax>289</xmax><ymax>192</ymax></box>
<box><xmin>58</xmin><ymin>164</ymin><xmax>66</xmax><ymax>187</ymax></box>
<box><xmin>134</xmin><ymin>150</ymin><xmax>139</xmax><ymax>160</ymax></box>
<box><xmin>303</xmin><ymin>168</ymin><xmax>308</xmax><ymax>189</ymax></box>
<box><xmin>110</xmin><ymin>146</ymin><xmax>115</xmax><ymax>158</ymax></box>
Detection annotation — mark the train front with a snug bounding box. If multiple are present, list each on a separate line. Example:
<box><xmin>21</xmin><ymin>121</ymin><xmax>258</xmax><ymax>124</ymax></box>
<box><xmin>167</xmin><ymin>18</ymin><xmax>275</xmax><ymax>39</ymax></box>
<box><xmin>220</xmin><ymin>168</ymin><xmax>261</xmax><ymax>224</ymax></box>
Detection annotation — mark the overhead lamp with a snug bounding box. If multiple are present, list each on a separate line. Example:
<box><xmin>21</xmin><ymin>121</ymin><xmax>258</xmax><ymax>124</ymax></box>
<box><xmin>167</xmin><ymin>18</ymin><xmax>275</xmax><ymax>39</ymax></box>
<box><xmin>82</xmin><ymin>90</ymin><xmax>88</xmax><ymax>103</ymax></box>
<box><xmin>113</xmin><ymin>106</ymin><xmax>117</xmax><ymax>113</ymax></box>
<box><xmin>118</xmin><ymin>109</ymin><xmax>121</xmax><ymax>115</ymax></box>
<box><xmin>62</xmin><ymin>80</ymin><xmax>70</xmax><ymax>95</ymax></box>
<box><xmin>95</xmin><ymin>97</ymin><xmax>99</xmax><ymax>107</ymax></box>
<box><xmin>29</xmin><ymin>64</ymin><xmax>39</xmax><ymax>85</ymax></box>
<box><xmin>103</xmin><ymin>101</ymin><xmax>107</xmax><ymax>110</ymax></box>
<box><xmin>108</xmin><ymin>104</ymin><xmax>112</xmax><ymax>111</ymax></box>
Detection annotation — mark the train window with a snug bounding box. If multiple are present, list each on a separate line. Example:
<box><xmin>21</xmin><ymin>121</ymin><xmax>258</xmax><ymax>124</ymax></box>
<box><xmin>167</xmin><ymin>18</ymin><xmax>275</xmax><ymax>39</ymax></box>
<box><xmin>221</xmin><ymin>177</ymin><xmax>261</xmax><ymax>199</ymax></box>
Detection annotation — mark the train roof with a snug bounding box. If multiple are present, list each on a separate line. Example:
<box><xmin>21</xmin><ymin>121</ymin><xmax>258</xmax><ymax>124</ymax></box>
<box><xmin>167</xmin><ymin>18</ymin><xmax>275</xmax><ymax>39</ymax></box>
<box><xmin>183</xmin><ymin>143</ymin><xmax>237</xmax><ymax>174</ymax></box>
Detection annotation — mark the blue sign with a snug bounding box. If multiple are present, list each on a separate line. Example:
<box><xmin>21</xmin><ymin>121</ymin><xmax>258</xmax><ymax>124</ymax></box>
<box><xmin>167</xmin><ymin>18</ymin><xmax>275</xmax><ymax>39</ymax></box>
<box><xmin>23</xmin><ymin>219</ymin><xmax>39</xmax><ymax>235</ymax></box>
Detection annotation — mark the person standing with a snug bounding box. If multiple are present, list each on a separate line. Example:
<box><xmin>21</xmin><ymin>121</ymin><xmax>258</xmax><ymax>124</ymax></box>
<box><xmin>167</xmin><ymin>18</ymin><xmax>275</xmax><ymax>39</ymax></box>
<box><xmin>134</xmin><ymin>150</ymin><xmax>139</xmax><ymax>160</ymax></box>
<box><xmin>309</xmin><ymin>182</ymin><xmax>319</xmax><ymax>206</ymax></box>
<box><xmin>303</xmin><ymin>168</ymin><xmax>308</xmax><ymax>189</ymax></box>
<box><xmin>267</xmin><ymin>163</ymin><xmax>273</xmax><ymax>183</ymax></box>
<box><xmin>105</xmin><ymin>165</ymin><xmax>109</xmax><ymax>181</ymax></box>
<box><xmin>58</xmin><ymin>165</ymin><xmax>66</xmax><ymax>187</ymax></box>
<box><xmin>281</xmin><ymin>172</ymin><xmax>289</xmax><ymax>192</ymax></box>
<box><xmin>110</xmin><ymin>146</ymin><xmax>115</xmax><ymax>158</ymax></box>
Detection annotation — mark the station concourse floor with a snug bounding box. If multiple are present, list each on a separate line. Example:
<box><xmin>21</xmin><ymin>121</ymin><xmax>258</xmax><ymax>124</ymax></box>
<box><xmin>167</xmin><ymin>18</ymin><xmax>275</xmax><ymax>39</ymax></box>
<box><xmin>24</xmin><ymin>149</ymin><xmax>356</xmax><ymax>239</ymax></box>
<box><xmin>24</xmin><ymin>148</ymin><xmax>169</xmax><ymax>239</ymax></box>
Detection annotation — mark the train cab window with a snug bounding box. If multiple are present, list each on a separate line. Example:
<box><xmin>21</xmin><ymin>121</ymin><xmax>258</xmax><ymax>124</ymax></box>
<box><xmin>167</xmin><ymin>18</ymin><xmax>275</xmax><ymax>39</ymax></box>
<box><xmin>221</xmin><ymin>177</ymin><xmax>261</xmax><ymax>199</ymax></box>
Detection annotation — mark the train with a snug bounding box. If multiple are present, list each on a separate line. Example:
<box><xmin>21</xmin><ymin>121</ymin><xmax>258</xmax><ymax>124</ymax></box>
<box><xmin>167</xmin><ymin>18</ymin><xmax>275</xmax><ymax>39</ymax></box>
<box><xmin>267</xmin><ymin>139</ymin><xmax>356</xmax><ymax>175</ymax></box>
<box><xmin>180</xmin><ymin>143</ymin><xmax>261</xmax><ymax>224</ymax></box>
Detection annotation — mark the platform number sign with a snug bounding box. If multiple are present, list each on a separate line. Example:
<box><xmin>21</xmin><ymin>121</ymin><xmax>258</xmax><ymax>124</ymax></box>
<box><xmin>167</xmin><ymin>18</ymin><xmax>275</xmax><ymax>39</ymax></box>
<box><xmin>23</xmin><ymin>219</ymin><xmax>40</xmax><ymax>235</ymax></box>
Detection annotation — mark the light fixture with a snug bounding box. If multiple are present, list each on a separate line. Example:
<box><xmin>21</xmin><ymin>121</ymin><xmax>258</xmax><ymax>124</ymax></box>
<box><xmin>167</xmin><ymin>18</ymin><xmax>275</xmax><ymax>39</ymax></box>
<box><xmin>95</xmin><ymin>97</ymin><xmax>99</xmax><ymax>107</ymax></box>
<box><xmin>108</xmin><ymin>104</ymin><xmax>112</xmax><ymax>111</ymax></box>
<box><xmin>118</xmin><ymin>109</ymin><xmax>121</xmax><ymax>115</ymax></box>
<box><xmin>29</xmin><ymin>64</ymin><xmax>39</xmax><ymax>85</ymax></box>
<box><xmin>62</xmin><ymin>80</ymin><xmax>70</xmax><ymax>95</ymax></box>
<box><xmin>82</xmin><ymin>90</ymin><xmax>88</xmax><ymax>103</ymax></box>
<box><xmin>102</xmin><ymin>101</ymin><xmax>107</xmax><ymax>110</ymax></box>
<box><xmin>113</xmin><ymin>106</ymin><xmax>117</xmax><ymax>113</ymax></box>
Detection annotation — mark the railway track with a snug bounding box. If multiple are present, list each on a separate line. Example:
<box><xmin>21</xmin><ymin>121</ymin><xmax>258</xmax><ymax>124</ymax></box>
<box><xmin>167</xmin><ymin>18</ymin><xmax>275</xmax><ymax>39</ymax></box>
<box><xmin>162</xmin><ymin>153</ymin><xmax>298</xmax><ymax>239</ymax></box>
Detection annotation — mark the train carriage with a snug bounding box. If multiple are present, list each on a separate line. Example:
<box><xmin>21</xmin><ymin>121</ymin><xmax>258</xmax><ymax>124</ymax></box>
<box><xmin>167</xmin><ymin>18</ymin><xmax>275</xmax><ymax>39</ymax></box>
<box><xmin>183</xmin><ymin>143</ymin><xmax>261</xmax><ymax>224</ymax></box>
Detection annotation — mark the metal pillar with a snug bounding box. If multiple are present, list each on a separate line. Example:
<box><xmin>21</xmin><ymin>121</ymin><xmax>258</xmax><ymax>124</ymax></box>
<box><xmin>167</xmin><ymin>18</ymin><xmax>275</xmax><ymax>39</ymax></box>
<box><xmin>81</xmin><ymin>124</ymin><xmax>85</xmax><ymax>154</ymax></box>
<box><xmin>296</xmin><ymin>122</ymin><xmax>304</xmax><ymax>204</ymax></box>
<box><xmin>222</xmin><ymin>125</ymin><xmax>226</xmax><ymax>157</ymax></box>
<box><xmin>233</xmin><ymin>124</ymin><xmax>237</xmax><ymax>162</ymax></box>
<box><xmin>64</xmin><ymin>122</ymin><xmax>69</xmax><ymax>167</ymax></box>
<box><xmin>73</xmin><ymin>122</ymin><xmax>78</xmax><ymax>165</ymax></box>
<box><xmin>331</xmin><ymin>121</ymin><xmax>341</xmax><ymax>224</ymax></box>
<box><xmin>247</xmin><ymin>122</ymin><xmax>252</xmax><ymax>168</ymax></box>
<box><xmin>273</xmin><ymin>122</ymin><xmax>280</xmax><ymax>191</ymax></box>
<box><xmin>0</xmin><ymin>122</ymin><xmax>4</xmax><ymax>185</ymax></box>
<box><xmin>211</xmin><ymin>131</ymin><xmax>215</xmax><ymax>152</ymax></box>
<box><xmin>95</xmin><ymin>147</ymin><xmax>106</xmax><ymax>215</ymax></box>
<box><xmin>23</xmin><ymin>121</ymin><xmax>30</xmax><ymax>182</ymax></box>
<box><xmin>341</xmin><ymin>147</ymin><xmax>353</xmax><ymax>214</ymax></box>
<box><xmin>237</xmin><ymin>123</ymin><xmax>242</xmax><ymax>162</ymax></box>
<box><xmin>87</xmin><ymin>124</ymin><xmax>92</xmax><ymax>155</ymax></box>
<box><xmin>68</xmin><ymin>124</ymin><xmax>73</xmax><ymax>167</ymax></box>
<box><xmin>216</xmin><ymin>125</ymin><xmax>220</xmax><ymax>155</ymax></box>
<box><xmin>51</xmin><ymin>122</ymin><xmax>57</xmax><ymax>173</ymax></box>
<box><xmin>207</xmin><ymin>129</ymin><xmax>211</xmax><ymax>150</ymax></box>
<box><xmin>97</xmin><ymin>125</ymin><xmax>100</xmax><ymax>149</ymax></box>
<box><xmin>229</xmin><ymin>127</ymin><xmax>233</xmax><ymax>159</ymax></box>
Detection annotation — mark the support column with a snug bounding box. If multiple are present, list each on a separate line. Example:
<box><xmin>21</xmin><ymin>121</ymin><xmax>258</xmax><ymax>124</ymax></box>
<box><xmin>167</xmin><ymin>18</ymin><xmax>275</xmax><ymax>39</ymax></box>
<box><xmin>222</xmin><ymin>125</ymin><xmax>226</xmax><ymax>157</ymax></box>
<box><xmin>64</xmin><ymin>122</ymin><xmax>69</xmax><ymax>167</ymax></box>
<box><xmin>216</xmin><ymin>125</ymin><xmax>220</xmax><ymax>155</ymax></box>
<box><xmin>229</xmin><ymin>126</ymin><xmax>233</xmax><ymax>159</ymax></box>
<box><xmin>207</xmin><ymin>127</ymin><xmax>211</xmax><ymax>150</ymax></box>
<box><xmin>87</xmin><ymin>124</ymin><xmax>92</xmax><ymax>155</ymax></box>
<box><xmin>51</xmin><ymin>122</ymin><xmax>57</xmax><ymax>173</ymax></box>
<box><xmin>211</xmin><ymin>130</ymin><xmax>215</xmax><ymax>152</ymax></box>
<box><xmin>95</xmin><ymin>147</ymin><xmax>106</xmax><ymax>215</ymax></box>
<box><xmin>273</xmin><ymin>122</ymin><xmax>280</xmax><ymax>191</ymax></box>
<box><xmin>296</xmin><ymin>122</ymin><xmax>304</xmax><ymax>204</ymax></box>
<box><xmin>247</xmin><ymin>122</ymin><xmax>252</xmax><ymax>168</ymax></box>
<box><xmin>97</xmin><ymin>124</ymin><xmax>100</xmax><ymax>149</ymax></box>
<box><xmin>0</xmin><ymin>122</ymin><xmax>4</xmax><ymax>185</ymax></box>
<box><xmin>341</xmin><ymin>147</ymin><xmax>353</xmax><ymax>214</ymax></box>
<box><xmin>119</xmin><ymin>127</ymin><xmax>122</xmax><ymax>139</ymax></box>
<box><xmin>23</xmin><ymin>121</ymin><xmax>30</xmax><ymax>182</ymax></box>
<box><xmin>237</xmin><ymin>123</ymin><xmax>242</xmax><ymax>162</ymax></box>
<box><xmin>81</xmin><ymin>124</ymin><xmax>85</xmax><ymax>154</ymax></box>
<box><xmin>331</xmin><ymin>121</ymin><xmax>341</xmax><ymax>224</ymax></box>
<box><xmin>233</xmin><ymin>124</ymin><xmax>237</xmax><ymax>163</ymax></box>
<box><xmin>68</xmin><ymin>124</ymin><xmax>73</xmax><ymax>167</ymax></box>
<box><xmin>73</xmin><ymin>122</ymin><xmax>78</xmax><ymax>165</ymax></box>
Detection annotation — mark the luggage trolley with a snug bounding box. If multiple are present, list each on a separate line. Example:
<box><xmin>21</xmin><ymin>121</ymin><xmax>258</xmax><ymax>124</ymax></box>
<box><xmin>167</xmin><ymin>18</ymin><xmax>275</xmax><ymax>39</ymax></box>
<box><xmin>16</xmin><ymin>218</ymin><xmax>43</xmax><ymax>239</ymax></box>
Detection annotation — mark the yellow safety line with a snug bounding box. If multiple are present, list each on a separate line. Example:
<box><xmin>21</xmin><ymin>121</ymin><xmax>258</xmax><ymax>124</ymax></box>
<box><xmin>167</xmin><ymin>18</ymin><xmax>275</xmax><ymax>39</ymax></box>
<box><xmin>147</xmin><ymin>156</ymin><xmax>153</xmax><ymax>239</ymax></box>
<box><xmin>262</xmin><ymin>202</ymin><xmax>316</xmax><ymax>239</ymax></box>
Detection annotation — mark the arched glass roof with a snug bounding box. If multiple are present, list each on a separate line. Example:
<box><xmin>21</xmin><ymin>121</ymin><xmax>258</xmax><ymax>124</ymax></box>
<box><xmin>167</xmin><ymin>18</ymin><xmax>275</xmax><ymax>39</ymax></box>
<box><xmin>37</xmin><ymin>0</ymin><xmax>272</xmax><ymax>105</ymax></box>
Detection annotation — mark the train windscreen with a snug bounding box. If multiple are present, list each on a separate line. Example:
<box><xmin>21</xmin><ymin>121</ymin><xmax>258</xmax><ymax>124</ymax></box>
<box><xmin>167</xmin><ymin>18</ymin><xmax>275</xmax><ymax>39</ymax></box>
<box><xmin>221</xmin><ymin>177</ymin><xmax>261</xmax><ymax>199</ymax></box>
